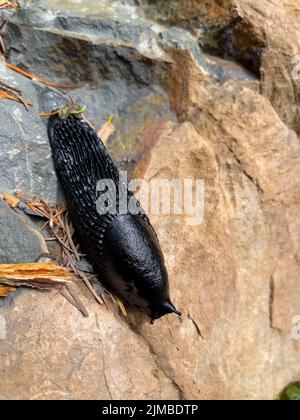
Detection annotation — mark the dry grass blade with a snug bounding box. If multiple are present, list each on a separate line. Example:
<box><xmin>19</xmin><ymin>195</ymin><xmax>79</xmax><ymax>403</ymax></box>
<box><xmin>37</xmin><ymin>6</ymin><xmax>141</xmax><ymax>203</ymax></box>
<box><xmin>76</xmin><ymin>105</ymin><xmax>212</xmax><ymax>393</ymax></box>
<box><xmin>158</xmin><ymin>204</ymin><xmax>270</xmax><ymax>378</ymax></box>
<box><xmin>77</xmin><ymin>270</ymin><xmax>105</xmax><ymax>307</ymax></box>
<box><xmin>82</xmin><ymin>114</ymin><xmax>95</xmax><ymax>130</ymax></box>
<box><xmin>35</xmin><ymin>78</ymin><xmax>77</xmax><ymax>90</ymax></box>
<box><xmin>0</xmin><ymin>35</ymin><xmax>6</xmax><ymax>55</ymax></box>
<box><xmin>52</xmin><ymin>225</ymin><xmax>79</xmax><ymax>254</ymax></box>
<box><xmin>0</xmin><ymin>20</ymin><xmax>7</xmax><ymax>55</ymax></box>
<box><xmin>0</xmin><ymin>90</ymin><xmax>33</xmax><ymax>109</ymax></box>
<box><xmin>15</xmin><ymin>190</ymin><xmax>39</xmax><ymax>202</ymax></box>
<box><xmin>58</xmin><ymin>212</ymin><xmax>80</xmax><ymax>262</ymax></box>
<box><xmin>115</xmin><ymin>296</ymin><xmax>128</xmax><ymax>317</ymax></box>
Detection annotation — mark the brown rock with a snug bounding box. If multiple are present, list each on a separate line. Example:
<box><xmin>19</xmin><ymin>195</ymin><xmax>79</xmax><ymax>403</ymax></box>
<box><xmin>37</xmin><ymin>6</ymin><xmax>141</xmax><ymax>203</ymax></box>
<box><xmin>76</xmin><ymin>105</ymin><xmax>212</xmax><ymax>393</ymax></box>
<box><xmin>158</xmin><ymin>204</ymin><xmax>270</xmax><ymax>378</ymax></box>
<box><xmin>221</xmin><ymin>0</ymin><xmax>300</xmax><ymax>132</ymax></box>
<box><xmin>133</xmin><ymin>123</ymin><xmax>299</xmax><ymax>398</ymax></box>
<box><xmin>131</xmin><ymin>52</ymin><xmax>300</xmax><ymax>399</ymax></box>
<box><xmin>282</xmin><ymin>0</ymin><xmax>300</xmax><ymax>21</ymax></box>
<box><xmin>0</xmin><ymin>285</ymin><xmax>180</xmax><ymax>400</ymax></box>
<box><xmin>155</xmin><ymin>0</ymin><xmax>300</xmax><ymax>132</ymax></box>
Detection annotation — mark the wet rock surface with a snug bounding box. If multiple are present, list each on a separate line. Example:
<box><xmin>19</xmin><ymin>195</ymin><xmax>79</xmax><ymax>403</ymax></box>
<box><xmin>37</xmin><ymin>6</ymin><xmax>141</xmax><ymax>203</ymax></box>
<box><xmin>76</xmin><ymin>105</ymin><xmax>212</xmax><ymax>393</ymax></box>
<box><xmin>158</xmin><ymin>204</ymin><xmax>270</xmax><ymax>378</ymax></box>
<box><xmin>0</xmin><ymin>0</ymin><xmax>300</xmax><ymax>400</ymax></box>
<box><xmin>0</xmin><ymin>65</ymin><xmax>61</xmax><ymax>201</ymax></box>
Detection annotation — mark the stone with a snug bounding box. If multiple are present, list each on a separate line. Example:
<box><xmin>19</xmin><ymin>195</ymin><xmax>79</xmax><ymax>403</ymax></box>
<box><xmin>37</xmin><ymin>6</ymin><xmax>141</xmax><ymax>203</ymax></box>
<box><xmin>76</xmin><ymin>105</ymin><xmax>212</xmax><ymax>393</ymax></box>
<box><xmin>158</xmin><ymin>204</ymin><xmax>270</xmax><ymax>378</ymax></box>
<box><xmin>282</xmin><ymin>0</ymin><xmax>300</xmax><ymax>21</ymax></box>
<box><xmin>0</xmin><ymin>283</ymin><xmax>179</xmax><ymax>400</ymax></box>
<box><xmin>142</xmin><ymin>52</ymin><xmax>300</xmax><ymax>399</ymax></box>
<box><xmin>0</xmin><ymin>61</ymin><xmax>61</xmax><ymax>201</ymax></box>
<box><xmin>140</xmin><ymin>0</ymin><xmax>300</xmax><ymax>132</ymax></box>
<box><xmin>179</xmin><ymin>1</ymin><xmax>300</xmax><ymax>133</ymax></box>
<box><xmin>3</xmin><ymin>0</ymin><xmax>259</xmax><ymax>168</ymax></box>
<box><xmin>0</xmin><ymin>199</ymin><xmax>48</xmax><ymax>264</ymax></box>
<box><xmin>3</xmin><ymin>1</ymin><xmax>178</xmax><ymax>168</ymax></box>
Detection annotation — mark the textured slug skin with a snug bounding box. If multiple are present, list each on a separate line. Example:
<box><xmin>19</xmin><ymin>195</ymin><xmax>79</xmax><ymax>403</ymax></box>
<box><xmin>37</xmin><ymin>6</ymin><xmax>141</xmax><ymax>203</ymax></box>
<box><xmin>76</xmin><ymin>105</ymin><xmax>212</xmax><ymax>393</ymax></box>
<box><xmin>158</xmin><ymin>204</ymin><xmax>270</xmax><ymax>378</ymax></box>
<box><xmin>48</xmin><ymin>115</ymin><xmax>180</xmax><ymax>320</ymax></box>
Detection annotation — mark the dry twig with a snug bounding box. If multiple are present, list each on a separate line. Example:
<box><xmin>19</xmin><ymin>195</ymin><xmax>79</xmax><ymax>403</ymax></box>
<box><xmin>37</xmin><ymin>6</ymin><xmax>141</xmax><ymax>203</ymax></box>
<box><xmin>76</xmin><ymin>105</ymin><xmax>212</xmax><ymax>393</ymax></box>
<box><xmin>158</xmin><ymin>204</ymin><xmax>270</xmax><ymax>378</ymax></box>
<box><xmin>0</xmin><ymin>1</ymin><xmax>18</xmax><ymax>11</ymax></box>
<box><xmin>0</xmin><ymin>262</ymin><xmax>73</xmax><ymax>288</ymax></box>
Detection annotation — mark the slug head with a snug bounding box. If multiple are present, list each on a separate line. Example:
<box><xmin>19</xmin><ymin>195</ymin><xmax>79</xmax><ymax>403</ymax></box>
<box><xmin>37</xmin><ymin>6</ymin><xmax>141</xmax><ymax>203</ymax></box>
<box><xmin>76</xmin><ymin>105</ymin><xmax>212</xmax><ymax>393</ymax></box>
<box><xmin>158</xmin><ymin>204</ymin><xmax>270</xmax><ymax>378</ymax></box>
<box><xmin>150</xmin><ymin>300</ymin><xmax>182</xmax><ymax>324</ymax></box>
<box><xmin>40</xmin><ymin>96</ymin><xmax>86</xmax><ymax>119</ymax></box>
<box><xmin>57</xmin><ymin>103</ymin><xmax>87</xmax><ymax>119</ymax></box>
<box><xmin>101</xmin><ymin>214</ymin><xmax>181</xmax><ymax>323</ymax></box>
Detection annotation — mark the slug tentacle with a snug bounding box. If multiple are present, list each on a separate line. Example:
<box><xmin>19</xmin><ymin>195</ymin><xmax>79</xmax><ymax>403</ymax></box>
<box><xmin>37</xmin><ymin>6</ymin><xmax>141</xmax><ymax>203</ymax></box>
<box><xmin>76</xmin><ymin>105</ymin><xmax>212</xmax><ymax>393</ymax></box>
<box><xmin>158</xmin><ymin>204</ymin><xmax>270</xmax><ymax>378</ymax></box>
<box><xmin>48</xmin><ymin>114</ymin><xmax>180</xmax><ymax>321</ymax></box>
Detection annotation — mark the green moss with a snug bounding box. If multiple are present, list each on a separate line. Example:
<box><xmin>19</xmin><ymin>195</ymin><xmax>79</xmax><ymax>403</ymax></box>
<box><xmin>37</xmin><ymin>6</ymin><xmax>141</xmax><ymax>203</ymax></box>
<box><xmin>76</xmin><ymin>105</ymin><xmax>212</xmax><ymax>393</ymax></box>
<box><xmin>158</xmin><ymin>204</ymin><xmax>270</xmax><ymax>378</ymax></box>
<box><xmin>279</xmin><ymin>382</ymin><xmax>300</xmax><ymax>401</ymax></box>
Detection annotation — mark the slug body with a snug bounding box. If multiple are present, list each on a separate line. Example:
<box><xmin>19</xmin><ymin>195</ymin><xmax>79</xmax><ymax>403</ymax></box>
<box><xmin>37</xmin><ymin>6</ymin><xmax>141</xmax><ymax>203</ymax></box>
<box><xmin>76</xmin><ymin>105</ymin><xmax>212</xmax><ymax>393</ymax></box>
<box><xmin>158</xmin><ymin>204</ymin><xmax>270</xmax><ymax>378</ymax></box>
<box><xmin>48</xmin><ymin>115</ymin><xmax>180</xmax><ymax>321</ymax></box>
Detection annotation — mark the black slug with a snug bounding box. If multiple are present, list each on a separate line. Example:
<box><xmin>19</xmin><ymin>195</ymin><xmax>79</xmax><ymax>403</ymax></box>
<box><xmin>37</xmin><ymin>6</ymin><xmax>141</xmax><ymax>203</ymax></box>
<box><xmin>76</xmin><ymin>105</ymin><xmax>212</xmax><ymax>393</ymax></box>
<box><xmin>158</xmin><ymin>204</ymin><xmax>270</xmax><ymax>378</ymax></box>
<box><xmin>47</xmin><ymin>113</ymin><xmax>181</xmax><ymax>322</ymax></box>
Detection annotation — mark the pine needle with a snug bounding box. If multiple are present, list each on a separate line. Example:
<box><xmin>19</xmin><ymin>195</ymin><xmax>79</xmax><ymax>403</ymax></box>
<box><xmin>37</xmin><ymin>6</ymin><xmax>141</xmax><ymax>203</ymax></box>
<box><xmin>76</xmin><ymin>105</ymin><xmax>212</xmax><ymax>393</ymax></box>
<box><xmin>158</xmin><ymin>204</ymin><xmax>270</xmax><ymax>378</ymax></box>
<box><xmin>5</xmin><ymin>62</ymin><xmax>76</xmax><ymax>89</ymax></box>
<box><xmin>39</xmin><ymin>110</ymin><xmax>59</xmax><ymax>117</ymax></box>
<box><xmin>0</xmin><ymin>86</ymin><xmax>32</xmax><ymax>110</ymax></box>
<box><xmin>13</xmin><ymin>193</ymin><xmax>108</xmax><ymax>312</ymax></box>
<box><xmin>1</xmin><ymin>159</ymin><xmax>128</xmax><ymax>315</ymax></box>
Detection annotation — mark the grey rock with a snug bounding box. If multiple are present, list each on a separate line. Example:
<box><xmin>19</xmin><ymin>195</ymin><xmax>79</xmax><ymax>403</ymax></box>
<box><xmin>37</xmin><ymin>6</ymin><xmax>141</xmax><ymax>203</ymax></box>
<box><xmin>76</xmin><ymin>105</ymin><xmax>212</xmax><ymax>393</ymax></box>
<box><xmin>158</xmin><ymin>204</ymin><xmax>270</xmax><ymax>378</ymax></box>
<box><xmin>5</xmin><ymin>4</ymin><xmax>167</xmax><ymax>85</ymax></box>
<box><xmin>159</xmin><ymin>26</ymin><xmax>209</xmax><ymax>70</ymax></box>
<box><xmin>3</xmin><ymin>1</ymin><xmax>176</xmax><ymax>170</ymax></box>
<box><xmin>0</xmin><ymin>199</ymin><xmax>48</xmax><ymax>264</ymax></box>
<box><xmin>0</xmin><ymin>67</ymin><xmax>61</xmax><ymax>202</ymax></box>
<box><xmin>18</xmin><ymin>202</ymin><xmax>47</xmax><ymax>219</ymax></box>
<box><xmin>76</xmin><ymin>258</ymin><xmax>95</xmax><ymax>274</ymax></box>
<box><xmin>159</xmin><ymin>27</ymin><xmax>257</xmax><ymax>83</ymax></box>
